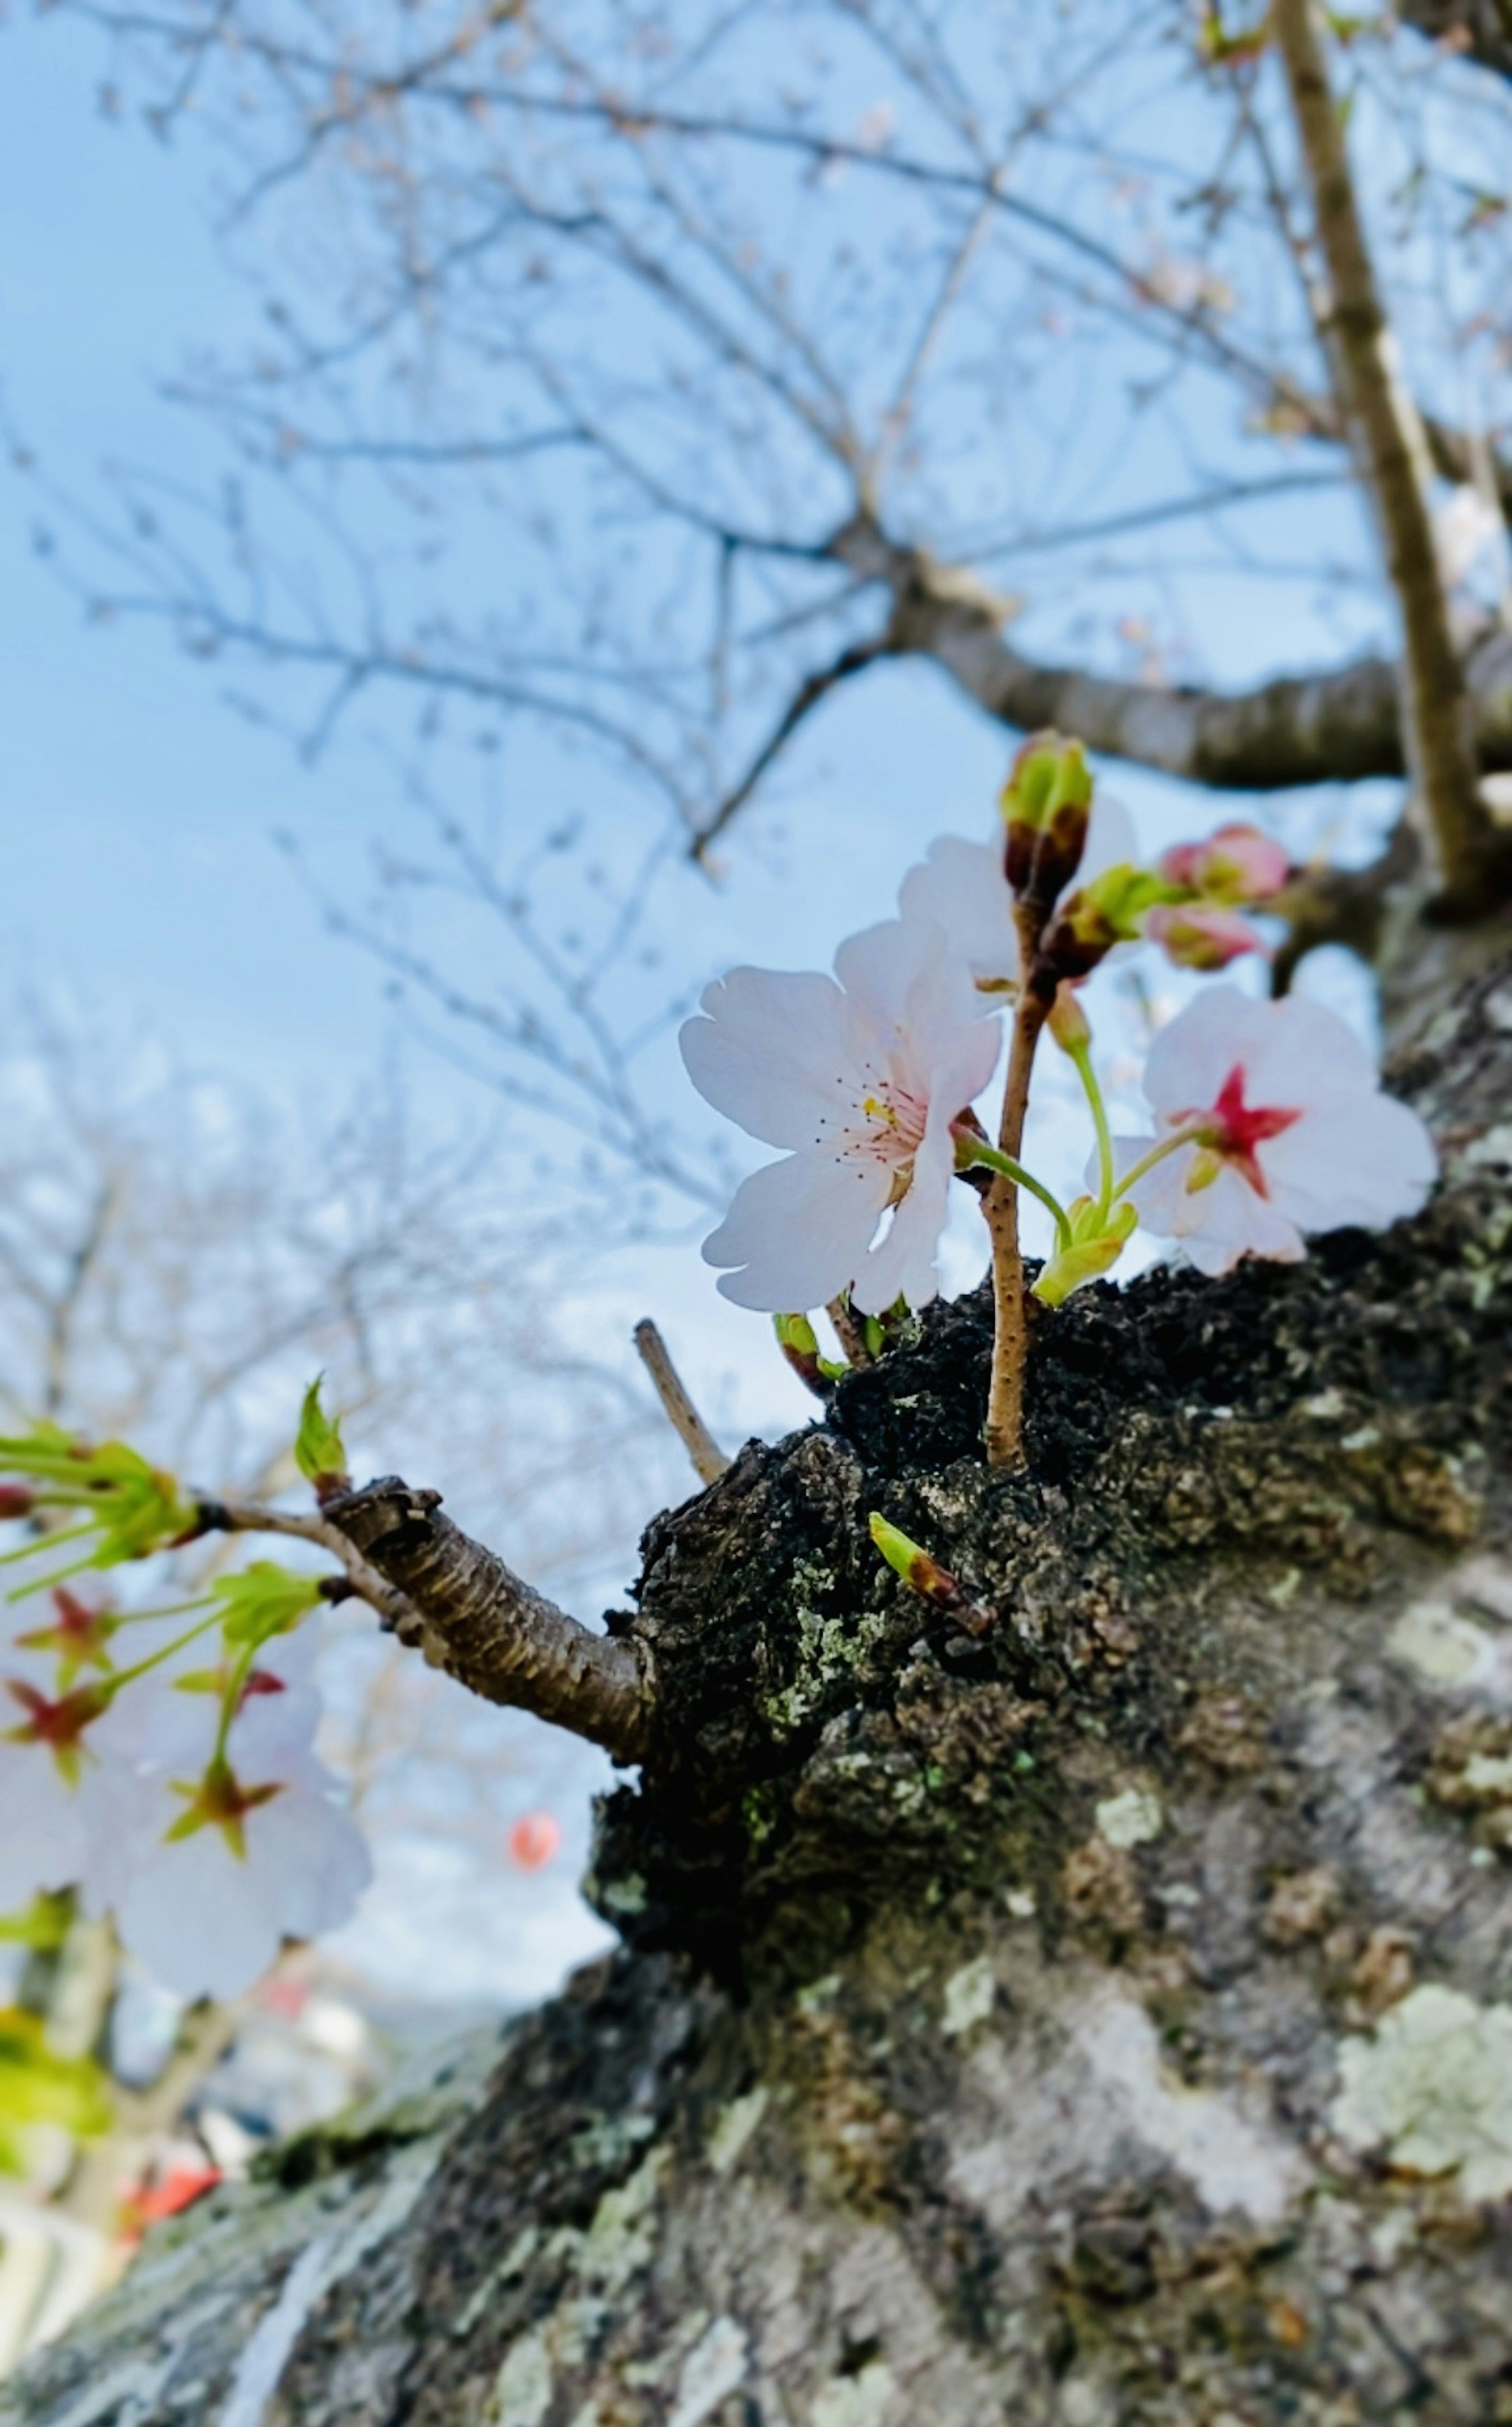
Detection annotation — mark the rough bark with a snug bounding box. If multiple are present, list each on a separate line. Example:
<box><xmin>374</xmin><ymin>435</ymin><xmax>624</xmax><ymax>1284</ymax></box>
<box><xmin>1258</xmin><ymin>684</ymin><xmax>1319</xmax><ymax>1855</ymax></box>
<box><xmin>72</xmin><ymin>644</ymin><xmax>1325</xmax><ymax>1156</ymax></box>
<box><xmin>7</xmin><ymin>957</ymin><xmax>1512</xmax><ymax>2425</ymax></box>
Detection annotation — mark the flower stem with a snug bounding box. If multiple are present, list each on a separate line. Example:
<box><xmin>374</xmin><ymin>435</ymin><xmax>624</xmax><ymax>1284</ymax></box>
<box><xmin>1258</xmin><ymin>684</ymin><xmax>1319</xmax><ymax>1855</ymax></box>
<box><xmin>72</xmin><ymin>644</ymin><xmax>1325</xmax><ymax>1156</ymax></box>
<box><xmin>1071</xmin><ymin>1042</ymin><xmax>1116</xmax><ymax>1219</ymax></box>
<box><xmin>983</xmin><ymin>935</ymin><xmax>1050</xmax><ymax>1470</ymax></box>
<box><xmin>960</xmin><ymin>1143</ymin><xmax>1073</xmax><ymax>1248</ymax></box>
<box><xmin>1110</xmin><ymin>1122</ymin><xmax>1211</xmax><ymax>1201</ymax></box>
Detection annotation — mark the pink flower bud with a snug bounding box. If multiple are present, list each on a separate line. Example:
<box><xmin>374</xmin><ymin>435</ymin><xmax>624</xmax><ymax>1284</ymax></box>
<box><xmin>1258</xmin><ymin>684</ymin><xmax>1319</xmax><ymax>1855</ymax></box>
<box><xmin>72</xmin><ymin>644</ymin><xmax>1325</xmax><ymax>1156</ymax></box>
<box><xmin>0</xmin><ymin>1486</ymin><xmax>34</xmax><ymax>1520</ymax></box>
<box><xmin>1144</xmin><ymin>902</ymin><xmax>1265</xmax><ymax>971</ymax></box>
<box><xmin>1156</xmin><ymin>823</ymin><xmax>1290</xmax><ymax>905</ymax></box>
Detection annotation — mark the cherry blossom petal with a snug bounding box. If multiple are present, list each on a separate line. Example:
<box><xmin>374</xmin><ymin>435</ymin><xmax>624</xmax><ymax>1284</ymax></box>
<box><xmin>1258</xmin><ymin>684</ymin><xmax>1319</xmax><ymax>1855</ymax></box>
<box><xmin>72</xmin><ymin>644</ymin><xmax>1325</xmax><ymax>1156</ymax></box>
<box><xmin>1110</xmin><ymin>1136</ymin><xmax>1304</xmax><ymax>1275</ymax></box>
<box><xmin>0</xmin><ymin>1751</ymin><xmax>91</xmax><ymax>1911</ymax></box>
<box><xmin>681</xmin><ymin>967</ymin><xmax>854</xmax><ymax>1149</ymax></box>
<box><xmin>702</xmin><ymin>1150</ymin><xmax>893</xmax><ymax>1312</ymax></box>
<box><xmin>897</xmin><ymin>800</ymin><xmax>1137</xmax><ymax>988</ymax></box>
<box><xmin>899</xmin><ymin>839</ymin><xmax>1019</xmax><ymax>989</ymax></box>
<box><xmin>1140</xmin><ymin>987</ymin><xmax>1272</xmax><ymax>1121</ymax></box>
<box><xmin>851</xmin><ymin>1124</ymin><xmax>957</xmax><ymax>1313</ymax></box>
<box><xmin>113</xmin><ymin>1831</ymin><xmax>284</xmax><ymax>2003</ymax></box>
<box><xmin>105</xmin><ymin>1755</ymin><xmax>369</xmax><ymax>2000</ymax></box>
<box><xmin>1259</xmin><ymin>1094</ymin><xmax>1438</xmax><ymax>1233</ymax></box>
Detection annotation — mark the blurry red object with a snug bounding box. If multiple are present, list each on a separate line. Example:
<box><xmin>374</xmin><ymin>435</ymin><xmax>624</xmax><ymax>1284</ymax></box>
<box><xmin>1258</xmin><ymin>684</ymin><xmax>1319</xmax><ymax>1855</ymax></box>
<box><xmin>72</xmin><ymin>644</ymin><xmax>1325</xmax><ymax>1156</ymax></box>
<box><xmin>119</xmin><ymin>2164</ymin><xmax>222</xmax><ymax>2243</ymax></box>
<box><xmin>508</xmin><ymin>1811</ymin><xmax>561</xmax><ymax>1871</ymax></box>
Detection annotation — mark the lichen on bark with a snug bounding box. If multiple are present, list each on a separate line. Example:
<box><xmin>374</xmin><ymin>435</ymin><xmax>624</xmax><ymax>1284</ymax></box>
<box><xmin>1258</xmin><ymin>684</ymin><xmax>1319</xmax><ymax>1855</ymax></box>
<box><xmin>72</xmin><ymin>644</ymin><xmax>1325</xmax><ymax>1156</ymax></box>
<box><xmin>8</xmin><ymin>961</ymin><xmax>1512</xmax><ymax>2427</ymax></box>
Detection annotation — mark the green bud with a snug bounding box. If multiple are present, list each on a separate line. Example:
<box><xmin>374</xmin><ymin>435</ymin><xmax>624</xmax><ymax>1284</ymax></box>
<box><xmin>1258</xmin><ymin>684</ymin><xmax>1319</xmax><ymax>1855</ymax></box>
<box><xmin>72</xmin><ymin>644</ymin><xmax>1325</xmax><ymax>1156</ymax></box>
<box><xmin>774</xmin><ymin>1312</ymin><xmax>830</xmax><ymax>1397</ymax></box>
<box><xmin>1001</xmin><ymin>732</ymin><xmax>1095</xmax><ymax>915</ymax></box>
<box><xmin>1031</xmin><ymin>1199</ymin><xmax>1138</xmax><ymax>1307</ymax></box>
<box><xmin>868</xmin><ymin>1513</ymin><xmax>993</xmax><ymax>1634</ymax></box>
<box><xmin>1045</xmin><ymin>980</ymin><xmax>1091</xmax><ymax>1055</ymax></box>
<box><xmin>293</xmin><ymin>1376</ymin><xmax>350</xmax><ymax>1501</ymax></box>
<box><xmin>1040</xmin><ymin>863</ymin><xmax>1183</xmax><ymax>982</ymax></box>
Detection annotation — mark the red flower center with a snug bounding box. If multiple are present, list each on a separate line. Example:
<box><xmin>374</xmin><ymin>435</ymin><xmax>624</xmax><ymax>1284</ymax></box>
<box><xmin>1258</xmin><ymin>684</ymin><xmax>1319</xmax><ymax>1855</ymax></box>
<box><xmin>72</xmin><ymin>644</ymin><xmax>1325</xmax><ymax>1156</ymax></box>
<box><xmin>1205</xmin><ymin>1062</ymin><xmax>1300</xmax><ymax>1196</ymax></box>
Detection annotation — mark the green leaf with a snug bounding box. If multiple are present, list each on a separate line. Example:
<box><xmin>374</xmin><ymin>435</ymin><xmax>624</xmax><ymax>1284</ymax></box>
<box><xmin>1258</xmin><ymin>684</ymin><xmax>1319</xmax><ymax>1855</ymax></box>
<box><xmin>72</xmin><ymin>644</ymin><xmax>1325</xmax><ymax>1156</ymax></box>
<box><xmin>0</xmin><ymin>1427</ymin><xmax>197</xmax><ymax>1583</ymax></box>
<box><xmin>212</xmin><ymin>1562</ymin><xmax>322</xmax><ymax>1649</ymax></box>
<box><xmin>294</xmin><ymin>1377</ymin><xmax>348</xmax><ymax>1490</ymax></box>
<box><xmin>0</xmin><ymin>2010</ymin><xmax>113</xmax><ymax>2172</ymax></box>
<box><xmin>0</xmin><ymin>1894</ymin><xmax>72</xmax><ymax>1952</ymax></box>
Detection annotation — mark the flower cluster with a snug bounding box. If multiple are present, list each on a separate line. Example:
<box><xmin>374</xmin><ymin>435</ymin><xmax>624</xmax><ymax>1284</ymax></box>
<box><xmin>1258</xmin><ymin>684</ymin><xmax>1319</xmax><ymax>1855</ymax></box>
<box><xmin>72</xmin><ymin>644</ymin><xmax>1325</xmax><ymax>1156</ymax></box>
<box><xmin>0</xmin><ymin>1409</ymin><xmax>370</xmax><ymax>2001</ymax></box>
<box><xmin>682</xmin><ymin>733</ymin><xmax>1437</xmax><ymax>1458</ymax></box>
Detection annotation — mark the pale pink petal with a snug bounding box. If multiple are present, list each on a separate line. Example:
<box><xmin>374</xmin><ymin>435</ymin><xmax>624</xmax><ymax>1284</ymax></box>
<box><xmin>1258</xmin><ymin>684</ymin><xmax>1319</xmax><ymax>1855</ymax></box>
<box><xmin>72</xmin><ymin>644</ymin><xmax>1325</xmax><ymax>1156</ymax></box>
<box><xmin>851</xmin><ymin>1125</ymin><xmax>955</xmax><ymax>1313</ymax></box>
<box><xmin>1241</xmin><ymin>992</ymin><xmax>1379</xmax><ymax>1110</ymax></box>
<box><xmin>1262</xmin><ymin>1096</ymin><xmax>1437</xmax><ymax>1233</ymax></box>
<box><xmin>1081</xmin><ymin>795</ymin><xmax>1138</xmax><ymax>887</ymax></box>
<box><xmin>898</xmin><ymin>839</ymin><xmax>1018</xmax><ymax>988</ymax></box>
<box><xmin>115</xmin><ymin>1835</ymin><xmax>282</xmax><ymax>2002</ymax></box>
<box><xmin>681</xmin><ymin>967</ymin><xmax>853</xmax><ymax>1149</ymax></box>
<box><xmin>0</xmin><ymin>1753</ymin><xmax>91</xmax><ymax>1909</ymax></box>
<box><xmin>248</xmin><ymin>1774</ymin><xmax>371</xmax><ymax>1941</ymax></box>
<box><xmin>1113</xmin><ymin>1136</ymin><xmax>1303</xmax><ymax>1273</ymax></box>
<box><xmin>702</xmin><ymin>1150</ymin><xmax>892</xmax><ymax>1312</ymax></box>
<box><xmin>1141</xmin><ymin>987</ymin><xmax>1270</xmax><ymax>1120</ymax></box>
<box><xmin>833</xmin><ymin>917</ymin><xmax>940</xmax><ymax>1026</ymax></box>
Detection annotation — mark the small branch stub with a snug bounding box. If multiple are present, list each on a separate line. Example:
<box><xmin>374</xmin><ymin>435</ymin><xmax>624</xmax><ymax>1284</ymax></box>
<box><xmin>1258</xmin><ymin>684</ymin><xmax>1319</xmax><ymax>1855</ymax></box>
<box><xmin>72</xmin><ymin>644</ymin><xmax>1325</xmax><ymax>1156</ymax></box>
<box><xmin>326</xmin><ymin>1478</ymin><xmax>651</xmax><ymax>1765</ymax></box>
<box><xmin>634</xmin><ymin>1319</ymin><xmax>730</xmax><ymax>1487</ymax></box>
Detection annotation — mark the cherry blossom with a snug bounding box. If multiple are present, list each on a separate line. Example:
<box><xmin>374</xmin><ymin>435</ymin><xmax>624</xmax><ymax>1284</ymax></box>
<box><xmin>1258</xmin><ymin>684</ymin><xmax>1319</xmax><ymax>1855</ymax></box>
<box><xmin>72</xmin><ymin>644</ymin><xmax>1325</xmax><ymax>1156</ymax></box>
<box><xmin>1143</xmin><ymin>902</ymin><xmax>1266</xmax><ymax>971</ymax></box>
<box><xmin>1156</xmin><ymin>823</ymin><xmax>1290</xmax><ymax>904</ymax></box>
<box><xmin>84</xmin><ymin>1741</ymin><xmax>370</xmax><ymax>2001</ymax></box>
<box><xmin>81</xmin><ymin>1616</ymin><xmax>369</xmax><ymax>1999</ymax></box>
<box><xmin>681</xmin><ymin>918</ymin><xmax>1000</xmax><ymax>1313</ymax></box>
<box><xmin>897</xmin><ymin>797</ymin><xmax>1137</xmax><ymax>989</ymax></box>
<box><xmin>1110</xmin><ymin>989</ymin><xmax>1437</xmax><ymax>1277</ymax></box>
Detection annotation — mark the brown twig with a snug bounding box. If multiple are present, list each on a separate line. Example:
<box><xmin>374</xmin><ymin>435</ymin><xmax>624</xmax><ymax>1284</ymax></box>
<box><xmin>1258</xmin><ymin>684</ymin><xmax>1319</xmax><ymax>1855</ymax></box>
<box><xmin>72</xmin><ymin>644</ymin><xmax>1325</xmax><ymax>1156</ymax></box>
<box><xmin>633</xmin><ymin>1319</ymin><xmax>730</xmax><ymax>1487</ymax></box>
<box><xmin>825</xmin><ymin>1294</ymin><xmax>875</xmax><ymax>1368</ymax></box>
<box><xmin>203</xmin><ymin>1497</ymin><xmax>421</xmax><ymax>1637</ymax></box>
<box><xmin>1275</xmin><ymin>0</ymin><xmax>1505</xmax><ymax>916</ymax></box>
<box><xmin>982</xmin><ymin>928</ymin><xmax>1049</xmax><ymax>1468</ymax></box>
<box><xmin>324</xmin><ymin>1478</ymin><xmax>651</xmax><ymax>1764</ymax></box>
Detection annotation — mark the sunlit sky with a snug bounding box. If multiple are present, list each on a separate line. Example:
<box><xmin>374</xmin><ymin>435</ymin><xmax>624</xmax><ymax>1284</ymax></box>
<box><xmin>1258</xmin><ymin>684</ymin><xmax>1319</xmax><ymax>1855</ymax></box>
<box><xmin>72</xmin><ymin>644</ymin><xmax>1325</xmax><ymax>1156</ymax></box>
<box><xmin>0</xmin><ymin>5</ymin><xmax>1401</xmax><ymax>2004</ymax></box>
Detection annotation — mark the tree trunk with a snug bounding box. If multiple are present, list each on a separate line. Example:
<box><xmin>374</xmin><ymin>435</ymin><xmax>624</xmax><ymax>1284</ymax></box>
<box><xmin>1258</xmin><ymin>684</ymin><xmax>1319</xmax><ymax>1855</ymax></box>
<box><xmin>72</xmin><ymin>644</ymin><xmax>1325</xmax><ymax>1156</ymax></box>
<box><xmin>7</xmin><ymin>946</ymin><xmax>1512</xmax><ymax>2427</ymax></box>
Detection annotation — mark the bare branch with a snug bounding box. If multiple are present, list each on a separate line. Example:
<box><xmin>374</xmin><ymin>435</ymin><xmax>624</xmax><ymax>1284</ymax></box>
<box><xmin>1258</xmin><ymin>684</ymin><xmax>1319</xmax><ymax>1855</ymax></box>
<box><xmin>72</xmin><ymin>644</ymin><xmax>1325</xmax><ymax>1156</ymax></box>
<box><xmin>203</xmin><ymin>1495</ymin><xmax>421</xmax><ymax>1637</ymax></box>
<box><xmin>1399</xmin><ymin>0</ymin><xmax>1512</xmax><ymax>82</ymax></box>
<box><xmin>324</xmin><ymin>1477</ymin><xmax>652</xmax><ymax>1764</ymax></box>
<box><xmin>633</xmin><ymin>1320</ymin><xmax>729</xmax><ymax>1488</ymax></box>
<box><xmin>689</xmin><ymin>634</ymin><xmax>892</xmax><ymax>862</ymax></box>
<box><xmin>830</xmin><ymin>512</ymin><xmax>1512</xmax><ymax>794</ymax></box>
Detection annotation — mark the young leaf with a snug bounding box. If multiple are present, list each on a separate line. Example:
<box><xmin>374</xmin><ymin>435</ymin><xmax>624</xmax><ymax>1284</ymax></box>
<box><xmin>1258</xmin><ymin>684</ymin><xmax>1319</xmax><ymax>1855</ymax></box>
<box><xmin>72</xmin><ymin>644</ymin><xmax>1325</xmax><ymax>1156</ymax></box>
<box><xmin>213</xmin><ymin>1562</ymin><xmax>323</xmax><ymax>1649</ymax></box>
<box><xmin>294</xmin><ymin>1377</ymin><xmax>350</xmax><ymax>1494</ymax></box>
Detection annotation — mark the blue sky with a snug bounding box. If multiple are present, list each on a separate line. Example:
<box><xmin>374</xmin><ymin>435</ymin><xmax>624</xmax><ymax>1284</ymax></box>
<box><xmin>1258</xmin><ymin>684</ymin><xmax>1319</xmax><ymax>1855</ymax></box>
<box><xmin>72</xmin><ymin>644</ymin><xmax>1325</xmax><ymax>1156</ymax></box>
<box><xmin>0</xmin><ymin>10</ymin><xmax>398</xmax><ymax>1085</ymax></box>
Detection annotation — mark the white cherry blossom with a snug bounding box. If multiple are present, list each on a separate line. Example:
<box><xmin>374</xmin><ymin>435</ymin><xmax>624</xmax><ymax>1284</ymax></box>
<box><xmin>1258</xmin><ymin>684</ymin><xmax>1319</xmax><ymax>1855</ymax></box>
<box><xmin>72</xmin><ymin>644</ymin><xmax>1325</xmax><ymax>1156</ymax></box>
<box><xmin>681</xmin><ymin>918</ymin><xmax>1000</xmax><ymax>1313</ymax></box>
<box><xmin>78</xmin><ymin>1612</ymin><xmax>369</xmax><ymax>1998</ymax></box>
<box><xmin>1111</xmin><ymin>989</ymin><xmax>1437</xmax><ymax>1278</ymax></box>
<box><xmin>897</xmin><ymin>797</ymin><xmax>1137</xmax><ymax>989</ymax></box>
<box><xmin>92</xmin><ymin>1746</ymin><xmax>371</xmax><ymax>2002</ymax></box>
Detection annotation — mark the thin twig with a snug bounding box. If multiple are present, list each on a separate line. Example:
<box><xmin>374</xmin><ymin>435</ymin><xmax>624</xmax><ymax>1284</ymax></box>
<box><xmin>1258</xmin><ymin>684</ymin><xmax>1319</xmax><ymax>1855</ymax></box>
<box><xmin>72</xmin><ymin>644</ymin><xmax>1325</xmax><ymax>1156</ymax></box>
<box><xmin>203</xmin><ymin>1496</ymin><xmax>422</xmax><ymax>1636</ymax></box>
<box><xmin>633</xmin><ymin>1319</ymin><xmax>730</xmax><ymax>1487</ymax></box>
<box><xmin>826</xmin><ymin>1295</ymin><xmax>875</xmax><ymax>1369</ymax></box>
<box><xmin>982</xmin><ymin>924</ymin><xmax>1049</xmax><ymax>1468</ymax></box>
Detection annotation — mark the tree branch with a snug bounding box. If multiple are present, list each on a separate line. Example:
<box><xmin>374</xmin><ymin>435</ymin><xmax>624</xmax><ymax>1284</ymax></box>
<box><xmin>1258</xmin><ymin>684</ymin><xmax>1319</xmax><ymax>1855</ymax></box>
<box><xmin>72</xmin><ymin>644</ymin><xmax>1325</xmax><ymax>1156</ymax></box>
<box><xmin>633</xmin><ymin>1321</ymin><xmax>729</xmax><ymax>1488</ymax></box>
<box><xmin>1399</xmin><ymin>0</ymin><xmax>1512</xmax><ymax>80</ymax></box>
<box><xmin>1276</xmin><ymin>0</ymin><xmax>1507</xmax><ymax>914</ymax></box>
<box><xmin>828</xmin><ymin>513</ymin><xmax>1512</xmax><ymax>795</ymax></box>
<box><xmin>324</xmin><ymin>1477</ymin><xmax>651</xmax><ymax>1765</ymax></box>
<box><xmin>689</xmin><ymin>635</ymin><xmax>893</xmax><ymax>863</ymax></box>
